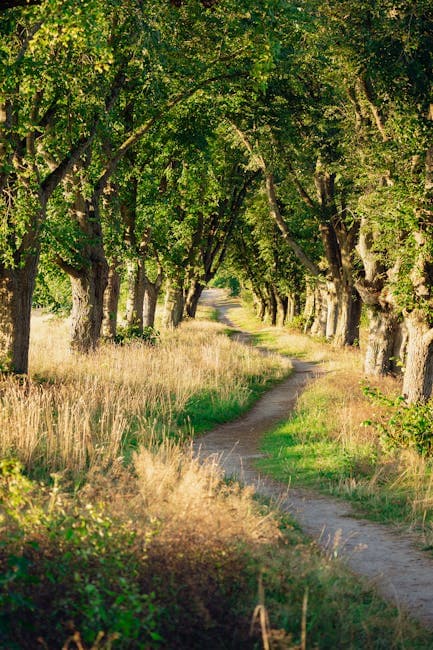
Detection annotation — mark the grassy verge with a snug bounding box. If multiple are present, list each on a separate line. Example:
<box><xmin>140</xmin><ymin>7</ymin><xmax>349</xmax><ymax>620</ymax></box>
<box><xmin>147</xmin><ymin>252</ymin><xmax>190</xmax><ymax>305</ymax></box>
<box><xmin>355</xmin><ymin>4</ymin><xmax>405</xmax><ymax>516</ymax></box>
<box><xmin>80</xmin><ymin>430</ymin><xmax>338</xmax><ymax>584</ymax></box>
<box><xmin>226</xmin><ymin>300</ymin><xmax>433</xmax><ymax>545</ymax></box>
<box><xmin>0</xmin><ymin>309</ymin><xmax>288</xmax><ymax>480</ymax></box>
<box><xmin>1</xmin><ymin>302</ymin><xmax>432</xmax><ymax>648</ymax></box>
<box><xmin>1</xmin><ymin>454</ymin><xmax>431</xmax><ymax>649</ymax></box>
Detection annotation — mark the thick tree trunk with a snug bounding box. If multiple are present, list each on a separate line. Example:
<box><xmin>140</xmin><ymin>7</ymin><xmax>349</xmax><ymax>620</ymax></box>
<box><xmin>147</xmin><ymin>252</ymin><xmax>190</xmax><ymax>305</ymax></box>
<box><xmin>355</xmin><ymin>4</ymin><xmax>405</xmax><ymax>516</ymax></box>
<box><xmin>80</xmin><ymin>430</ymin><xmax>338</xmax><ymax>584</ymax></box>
<box><xmin>310</xmin><ymin>285</ymin><xmax>327</xmax><ymax>337</ymax></box>
<box><xmin>163</xmin><ymin>283</ymin><xmax>184</xmax><ymax>329</ymax></box>
<box><xmin>0</xmin><ymin>253</ymin><xmax>38</xmax><ymax>374</ymax></box>
<box><xmin>287</xmin><ymin>294</ymin><xmax>299</xmax><ymax>322</ymax></box>
<box><xmin>303</xmin><ymin>284</ymin><xmax>315</xmax><ymax>333</ymax></box>
<box><xmin>325</xmin><ymin>281</ymin><xmax>338</xmax><ymax>339</ymax></box>
<box><xmin>143</xmin><ymin>273</ymin><xmax>162</xmax><ymax>328</ymax></box>
<box><xmin>364</xmin><ymin>307</ymin><xmax>399</xmax><ymax>376</ymax></box>
<box><xmin>392</xmin><ymin>322</ymin><xmax>408</xmax><ymax>375</ymax></box>
<box><xmin>334</xmin><ymin>285</ymin><xmax>362</xmax><ymax>346</ymax></box>
<box><xmin>252</xmin><ymin>291</ymin><xmax>266</xmax><ymax>321</ymax></box>
<box><xmin>102</xmin><ymin>262</ymin><xmax>121</xmax><ymax>339</ymax></box>
<box><xmin>125</xmin><ymin>258</ymin><xmax>145</xmax><ymax>330</ymax></box>
<box><xmin>69</xmin><ymin>257</ymin><xmax>109</xmax><ymax>353</ymax></box>
<box><xmin>257</xmin><ymin>297</ymin><xmax>266</xmax><ymax>321</ymax></box>
<box><xmin>267</xmin><ymin>285</ymin><xmax>278</xmax><ymax>326</ymax></box>
<box><xmin>276</xmin><ymin>293</ymin><xmax>288</xmax><ymax>327</ymax></box>
<box><xmin>402</xmin><ymin>311</ymin><xmax>433</xmax><ymax>403</ymax></box>
<box><xmin>185</xmin><ymin>280</ymin><xmax>204</xmax><ymax>319</ymax></box>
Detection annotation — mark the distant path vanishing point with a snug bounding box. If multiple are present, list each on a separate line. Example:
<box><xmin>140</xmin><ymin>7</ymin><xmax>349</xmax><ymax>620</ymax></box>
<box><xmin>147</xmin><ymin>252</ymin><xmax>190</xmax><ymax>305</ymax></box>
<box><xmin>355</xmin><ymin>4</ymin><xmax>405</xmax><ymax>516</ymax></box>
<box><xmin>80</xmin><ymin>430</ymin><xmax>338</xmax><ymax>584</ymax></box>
<box><xmin>194</xmin><ymin>288</ymin><xmax>433</xmax><ymax>633</ymax></box>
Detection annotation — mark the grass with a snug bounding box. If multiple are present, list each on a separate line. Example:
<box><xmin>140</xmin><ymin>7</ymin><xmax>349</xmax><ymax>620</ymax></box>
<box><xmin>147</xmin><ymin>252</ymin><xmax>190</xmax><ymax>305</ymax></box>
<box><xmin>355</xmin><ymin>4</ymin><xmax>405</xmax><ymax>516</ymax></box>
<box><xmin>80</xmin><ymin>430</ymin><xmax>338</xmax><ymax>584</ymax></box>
<box><xmin>0</xmin><ymin>309</ymin><xmax>287</xmax><ymax>479</ymax></box>
<box><xmin>225</xmin><ymin>300</ymin><xmax>433</xmax><ymax>546</ymax></box>
<box><xmin>1</xmin><ymin>453</ymin><xmax>431</xmax><ymax>649</ymax></box>
<box><xmin>1</xmin><ymin>300</ymin><xmax>432</xmax><ymax>648</ymax></box>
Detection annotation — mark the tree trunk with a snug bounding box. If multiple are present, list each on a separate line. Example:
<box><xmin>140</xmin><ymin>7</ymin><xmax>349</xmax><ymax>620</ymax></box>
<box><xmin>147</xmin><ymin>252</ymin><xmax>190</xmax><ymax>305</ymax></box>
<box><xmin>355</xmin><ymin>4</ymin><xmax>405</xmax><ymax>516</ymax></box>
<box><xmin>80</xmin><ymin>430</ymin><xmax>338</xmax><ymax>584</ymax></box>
<box><xmin>363</xmin><ymin>307</ymin><xmax>399</xmax><ymax>376</ymax></box>
<box><xmin>0</xmin><ymin>253</ymin><xmax>39</xmax><ymax>373</ymax></box>
<box><xmin>287</xmin><ymin>293</ymin><xmax>299</xmax><ymax>322</ymax></box>
<box><xmin>303</xmin><ymin>283</ymin><xmax>315</xmax><ymax>333</ymax></box>
<box><xmin>402</xmin><ymin>311</ymin><xmax>433</xmax><ymax>404</ymax></box>
<box><xmin>267</xmin><ymin>285</ymin><xmax>278</xmax><ymax>326</ymax></box>
<box><xmin>143</xmin><ymin>273</ymin><xmax>162</xmax><ymax>328</ymax></box>
<box><xmin>102</xmin><ymin>262</ymin><xmax>121</xmax><ymax>339</ymax></box>
<box><xmin>163</xmin><ymin>283</ymin><xmax>184</xmax><ymax>329</ymax></box>
<box><xmin>392</xmin><ymin>322</ymin><xmax>408</xmax><ymax>375</ymax></box>
<box><xmin>185</xmin><ymin>280</ymin><xmax>204</xmax><ymax>318</ymax></box>
<box><xmin>325</xmin><ymin>281</ymin><xmax>338</xmax><ymax>339</ymax></box>
<box><xmin>310</xmin><ymin>285</ymin><xmax>327</xmax><ymax>337</ymax></box>
<box><xmin>276</xmin><ymin>293</ymin><xmax>288</xmax><ymax>327</ymax></box>
<box><xmin>69</xmin><ymin>257</ymin><xmax>109</xmax><ymax>353</ymax></box>
<box><xmin>253</xmin><ymin>291</ymin><xmax>266</xmax><ymax>321</ymax></box>
<box><xmin>334</xmin><ymin>285</ymin><xmax>362</xmax><ymax>346</ymax></box>
<box><xmin>125</xmin><ymin>258</ymin><xmax>145</xmax><ymax>330</ymax></box>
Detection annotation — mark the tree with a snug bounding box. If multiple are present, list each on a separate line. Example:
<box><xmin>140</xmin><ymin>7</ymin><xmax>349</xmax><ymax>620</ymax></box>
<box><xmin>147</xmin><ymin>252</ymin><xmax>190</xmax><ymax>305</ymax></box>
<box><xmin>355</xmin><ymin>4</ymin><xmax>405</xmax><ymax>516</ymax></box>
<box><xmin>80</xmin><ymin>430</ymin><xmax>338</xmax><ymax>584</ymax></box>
<box><xmin>0</xmin><ymin>0</ymin><xmax>120</xmax><ymax>370</ymax></box>
<box><xmin>318</xmin><ymin>0</ymin><xmax>433</xmax><ymax>400</ymax></box>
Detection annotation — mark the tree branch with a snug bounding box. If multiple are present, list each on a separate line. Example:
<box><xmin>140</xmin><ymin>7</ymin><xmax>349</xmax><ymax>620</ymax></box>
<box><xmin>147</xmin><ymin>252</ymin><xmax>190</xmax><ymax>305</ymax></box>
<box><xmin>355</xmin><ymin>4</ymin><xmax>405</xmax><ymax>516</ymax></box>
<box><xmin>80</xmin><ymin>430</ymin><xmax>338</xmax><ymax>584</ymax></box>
<box><xmin>96</xmin><ymin>72</ymin><xmax>244</xmax><ymax>195</ymax></box>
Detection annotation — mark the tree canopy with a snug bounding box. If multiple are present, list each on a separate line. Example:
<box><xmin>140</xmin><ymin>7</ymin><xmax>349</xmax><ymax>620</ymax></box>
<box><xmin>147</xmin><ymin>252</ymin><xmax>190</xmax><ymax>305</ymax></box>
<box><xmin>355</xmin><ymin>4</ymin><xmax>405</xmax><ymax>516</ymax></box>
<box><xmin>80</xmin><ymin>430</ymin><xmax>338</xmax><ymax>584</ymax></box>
<box><xmin>1</xmin><ymin>0</ymin><xmax>433</xmax><ymax>403</ymax></box>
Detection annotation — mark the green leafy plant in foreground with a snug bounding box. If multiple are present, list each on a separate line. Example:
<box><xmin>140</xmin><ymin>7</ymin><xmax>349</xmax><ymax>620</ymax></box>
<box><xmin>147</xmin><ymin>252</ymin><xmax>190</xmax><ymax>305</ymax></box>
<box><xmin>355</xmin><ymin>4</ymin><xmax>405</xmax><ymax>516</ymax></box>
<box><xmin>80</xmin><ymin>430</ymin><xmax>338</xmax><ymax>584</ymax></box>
<box><xmin>362</xmin><ymin>386</ymin><xmax>433</xmax><ymax>456</ymax></box>
<box><xmin>0</xmin><ymin>460</ymin><xmax>162</xmax><ymax>648</ymax></box>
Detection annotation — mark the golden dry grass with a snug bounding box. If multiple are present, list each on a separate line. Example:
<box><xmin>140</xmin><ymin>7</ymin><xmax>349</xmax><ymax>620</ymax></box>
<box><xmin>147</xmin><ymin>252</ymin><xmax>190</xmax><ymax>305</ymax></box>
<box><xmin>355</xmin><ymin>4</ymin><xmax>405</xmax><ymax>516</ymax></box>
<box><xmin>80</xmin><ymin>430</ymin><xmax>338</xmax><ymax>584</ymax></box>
<box><xmin>0</xmin><ymin>310</ymin><xmax>286</xmax><ymax>476</ymax></box>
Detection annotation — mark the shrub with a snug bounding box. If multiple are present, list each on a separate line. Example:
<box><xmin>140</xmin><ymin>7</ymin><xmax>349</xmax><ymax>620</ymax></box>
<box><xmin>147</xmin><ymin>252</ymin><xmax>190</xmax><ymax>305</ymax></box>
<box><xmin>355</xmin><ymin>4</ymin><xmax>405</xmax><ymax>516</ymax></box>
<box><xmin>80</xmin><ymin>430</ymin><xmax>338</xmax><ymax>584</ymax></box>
<box><xmin>0</xmin><ymin>460</ymin><xmax>162</xmax><ymax>648</ymax></box>
<box><xmin>363</xmin><ymin>385</ymin><xmax>433</xmax><ymax>456</ymax></box>
<box><xmin>113</xmin><ymin>325</ymin><xmax>160</xmax><ymax>346</ymax></box>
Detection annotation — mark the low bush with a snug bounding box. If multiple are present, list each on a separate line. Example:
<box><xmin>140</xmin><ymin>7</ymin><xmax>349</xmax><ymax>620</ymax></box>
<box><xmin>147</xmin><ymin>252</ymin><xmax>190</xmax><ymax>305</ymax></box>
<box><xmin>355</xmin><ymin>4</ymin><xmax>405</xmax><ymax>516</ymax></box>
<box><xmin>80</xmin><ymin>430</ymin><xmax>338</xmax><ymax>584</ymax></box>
<box><xmin>113</xmin><ymin>325</ymin><xmax>160</xmax><ymax>346</ymax></box>
<box><xmin>363</xmin><ymin>386</ymin><xmax>433</xmax><ymax>456</ymax></box>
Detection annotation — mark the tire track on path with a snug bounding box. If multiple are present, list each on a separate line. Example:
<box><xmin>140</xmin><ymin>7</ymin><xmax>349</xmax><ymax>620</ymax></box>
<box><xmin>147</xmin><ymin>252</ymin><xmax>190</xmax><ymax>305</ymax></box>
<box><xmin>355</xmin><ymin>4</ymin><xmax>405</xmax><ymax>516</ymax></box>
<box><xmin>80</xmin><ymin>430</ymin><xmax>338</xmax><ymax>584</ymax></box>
<box><xmin>195</xmin><ymin>289</ymin><xmax>433</xmax><ymax>632</ymax></box>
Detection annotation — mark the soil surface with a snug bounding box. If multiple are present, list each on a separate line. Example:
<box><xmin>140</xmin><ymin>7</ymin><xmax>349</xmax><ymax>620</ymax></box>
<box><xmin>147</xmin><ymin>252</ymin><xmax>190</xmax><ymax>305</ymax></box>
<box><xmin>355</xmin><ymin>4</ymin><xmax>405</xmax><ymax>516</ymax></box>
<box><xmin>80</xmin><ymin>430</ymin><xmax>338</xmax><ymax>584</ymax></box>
<box><xmin>195</xmin><ymin>289</ymin><xmax>433</xmax><ymax>632</ymax></box>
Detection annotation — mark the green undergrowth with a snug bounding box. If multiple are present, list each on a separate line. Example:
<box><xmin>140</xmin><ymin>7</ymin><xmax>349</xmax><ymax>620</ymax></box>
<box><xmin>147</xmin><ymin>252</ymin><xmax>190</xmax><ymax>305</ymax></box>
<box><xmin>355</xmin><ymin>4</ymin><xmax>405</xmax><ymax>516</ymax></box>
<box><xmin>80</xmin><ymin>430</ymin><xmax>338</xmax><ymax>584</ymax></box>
<box><xmin>225</xmin><ymin>298</ymin><xmax>433</xmax><ymax>535</ymax></box>
<box><xmin>1</xmin><ymin>459</ymin><xmax>431</xmax><ymax>649</ymax></box>
<box><xmin>257</xmin><ymin>357</ymin><xmax>433</xmax><ymax>533</ymax></box>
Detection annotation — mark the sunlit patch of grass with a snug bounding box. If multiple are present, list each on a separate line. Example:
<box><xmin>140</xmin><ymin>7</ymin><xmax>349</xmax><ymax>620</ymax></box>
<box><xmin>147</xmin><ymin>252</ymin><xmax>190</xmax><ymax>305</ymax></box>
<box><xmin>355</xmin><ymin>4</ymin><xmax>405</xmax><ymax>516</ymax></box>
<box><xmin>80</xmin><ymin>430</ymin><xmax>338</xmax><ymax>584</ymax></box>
<box><xmin>256</xmin><ymin>326</ymin><xmax>433</xmax><ymax>543</ymax></box>
<box><xmin>0</xmin><ymin>311</ymin><xmax>288</xmax><ymax>479</ymax></box>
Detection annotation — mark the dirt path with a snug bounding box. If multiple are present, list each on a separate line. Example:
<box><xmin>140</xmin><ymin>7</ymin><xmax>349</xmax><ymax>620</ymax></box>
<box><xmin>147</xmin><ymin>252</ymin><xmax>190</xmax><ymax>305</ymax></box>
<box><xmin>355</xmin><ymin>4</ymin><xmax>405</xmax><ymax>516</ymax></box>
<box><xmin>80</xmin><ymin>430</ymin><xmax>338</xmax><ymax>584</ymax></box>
<box><xmin>195</xmin><ymin>290</ymin><xmax>433</xmax><ymax>632</ymax></box>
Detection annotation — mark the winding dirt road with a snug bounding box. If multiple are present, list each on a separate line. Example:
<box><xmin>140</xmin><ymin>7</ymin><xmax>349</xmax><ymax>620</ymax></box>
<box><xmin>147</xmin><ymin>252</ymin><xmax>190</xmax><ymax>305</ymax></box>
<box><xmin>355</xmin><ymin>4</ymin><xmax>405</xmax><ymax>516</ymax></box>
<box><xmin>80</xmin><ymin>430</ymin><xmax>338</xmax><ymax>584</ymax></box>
<box><xmin>195</xmin><ymin>290</ymin><xmax>433</xmax><ymax>633</ymax></box>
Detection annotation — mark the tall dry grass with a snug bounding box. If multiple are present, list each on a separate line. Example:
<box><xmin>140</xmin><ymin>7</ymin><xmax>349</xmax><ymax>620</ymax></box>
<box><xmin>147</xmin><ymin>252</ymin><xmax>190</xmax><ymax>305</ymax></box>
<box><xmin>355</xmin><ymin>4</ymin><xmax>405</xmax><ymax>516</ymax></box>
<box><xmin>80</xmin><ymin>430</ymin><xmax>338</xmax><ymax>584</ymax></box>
<box><xmin>0</xmin><ymin>311</ymin><xmax>286</xmax><ymax>476</ymax></box>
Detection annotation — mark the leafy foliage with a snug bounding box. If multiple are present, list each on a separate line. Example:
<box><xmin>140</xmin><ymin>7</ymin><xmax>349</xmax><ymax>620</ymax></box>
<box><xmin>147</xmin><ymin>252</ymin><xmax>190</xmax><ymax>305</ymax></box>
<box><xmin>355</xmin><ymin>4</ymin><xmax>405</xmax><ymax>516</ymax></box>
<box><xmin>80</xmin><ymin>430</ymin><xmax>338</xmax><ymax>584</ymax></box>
<box><xmin>113</xmin><ymin>324</ymin><xmax>160</xmax><ymax>346</ymax></box>
<box><xmin>363</xmin><ymin>385</ymin><xmax>433</xmax><ymax>456</ymax></box>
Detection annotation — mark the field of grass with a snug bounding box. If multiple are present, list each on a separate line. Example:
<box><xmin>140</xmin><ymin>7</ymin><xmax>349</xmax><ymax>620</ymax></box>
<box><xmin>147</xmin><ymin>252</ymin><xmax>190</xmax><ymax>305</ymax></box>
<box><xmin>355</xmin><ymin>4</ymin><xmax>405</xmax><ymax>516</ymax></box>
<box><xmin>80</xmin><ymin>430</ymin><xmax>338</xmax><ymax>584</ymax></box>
<box><xmin>0</xmin><ymin>310</ymin><xmax>287</xmax><ymax>479</ymax></box>
<box><xmin>226</xmin><ymin>302</ymin><xmax>433</xmax><ymax>547</ymax></box>
<box><xmin>1</xmin><ymin>305</ymin><xmax>432</xmax><ymax>648</ymax></box>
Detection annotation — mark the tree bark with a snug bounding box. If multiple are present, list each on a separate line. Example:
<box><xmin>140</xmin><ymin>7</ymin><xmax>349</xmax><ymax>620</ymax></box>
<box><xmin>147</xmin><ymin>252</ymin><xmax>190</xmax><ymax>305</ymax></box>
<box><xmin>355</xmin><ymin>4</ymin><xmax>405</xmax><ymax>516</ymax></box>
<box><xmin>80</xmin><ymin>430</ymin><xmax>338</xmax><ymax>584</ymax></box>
<box><xmin>69</xmin><ymin>257</ymin><xmax>109</xmax><ymax>353</ymax></box>
<box><xmin>257</xmin><ymin>296</ymin><xmax>266</xmax><ymax>321</ymax></box>
<box><xmin>125</xmin><ymin>258</ymin><xmax>145</xmax><ymax>330</ymax></box>
<box><xmin>310</xmin><ymin>285</ymin><xmax>328</xmax><ymax>337</ymax></box>
<box><xmin>0</xmin><ymin>253</ymin><xmax>39</xmax><ymax>373</ymax></box>
<box><xmin>185</xmin><ymin>280</ymin><xmax>205</xmax><ymax>318</ymax></box>
<box><xmin>143</xmin><ymin>272</ymin><xmax>163</xmax><ymax>328</ymax></box>
<box><xmin>102</xmin><ymin>262</ymin><xmax>121</xmax><ymax>339</ymax></box>
<box><xmin>287</xmin><ymin>294</ymin><xmax>299</xmax><ymax>322</ymax></box>
<box><xmin>303</xmin><ymin>283</ymin><xmax>315</xmax><ymax>333</ymax></box>
<box><xmin>402</xmin><ymin>311</ymin><xmax>433</xmax><ymax>403</ymax></box>
<box><xmin>334</xmin><ymin>285</ymin><xmax>361</xmax><ymax>346</ymax></box>
<box><xmin>59</xmin><ymin>186</ymin><xmax>109</xmax><ymax>353</ymax></box>
<box><xmin>267</xmin><ymin>284</ymin><xmax>278</xmax><ymax>326</ymax></box>
<box><xmin>325</xmin><ymin>281</ymin><xmax>338</xmax><ymax>339</ymax></box>
<box><xmin>163</xmin><ymin>282</ymin><xmax>184</xmax><ymax>328</ymax></box>
<box><xmin>363</xmin><ymin>307</ymin><xmax>400</xmax><ymax>376</ymax></box>
<box><xmin>276</xmin><ymin>293</ymin><xmax>288</xmax><ymax>327</ymax></box>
